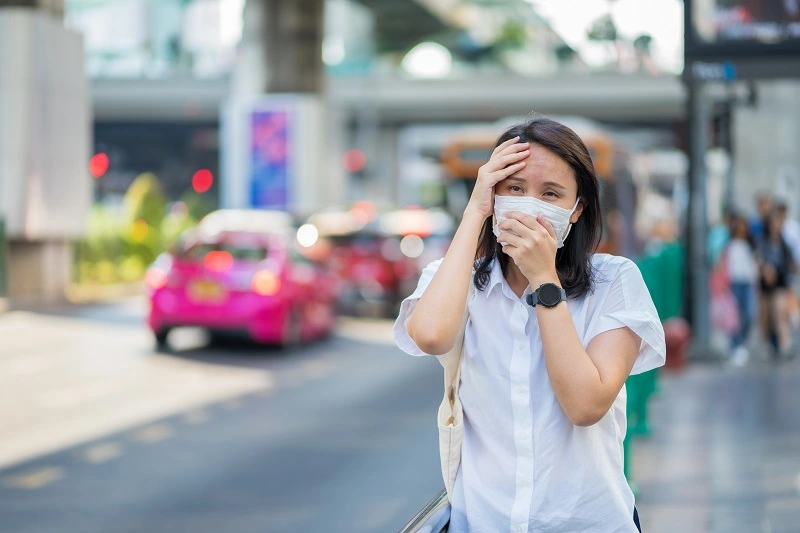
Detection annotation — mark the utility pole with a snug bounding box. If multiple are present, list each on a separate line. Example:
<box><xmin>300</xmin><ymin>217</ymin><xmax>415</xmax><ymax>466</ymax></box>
<box><xmin>684</xmin><ymin>77</ymin><xmax>711</xmax><ymax>350</ymax></box>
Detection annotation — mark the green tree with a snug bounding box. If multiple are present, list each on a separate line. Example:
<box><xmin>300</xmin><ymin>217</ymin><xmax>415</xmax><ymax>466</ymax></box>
<box><xmin>122</xmin><ymin>172</ymin><xmax>168</xmax><ymax>268</ymax></box>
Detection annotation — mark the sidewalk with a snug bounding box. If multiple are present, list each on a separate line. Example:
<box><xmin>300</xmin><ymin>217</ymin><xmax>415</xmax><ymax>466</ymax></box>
<box><xmin>633</xmin><ymin>356</ymin><xmax>800</xmax><ymax>533</ymax></box>
<box><xmin>0</xmin><ymin>300</ymin><xmax>272</xmax><ymax>469</ymax></box>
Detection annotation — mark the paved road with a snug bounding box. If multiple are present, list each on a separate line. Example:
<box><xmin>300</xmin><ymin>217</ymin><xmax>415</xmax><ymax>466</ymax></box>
<box><xmin>3</xmin><ymin>299</ymin><xmax>800</xmax><ymax>532</ymax></box>
<box><xmin>0</xmin><ymin>300</ymin><xmax>444</xmax><ymax>533</ymax></box>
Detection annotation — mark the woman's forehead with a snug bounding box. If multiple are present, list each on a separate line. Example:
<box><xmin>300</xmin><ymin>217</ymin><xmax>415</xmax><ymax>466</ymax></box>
<box><xmin>514</xmin><ymin>145</ymin><xmax>576</xmax><ymax>187</ymax></box>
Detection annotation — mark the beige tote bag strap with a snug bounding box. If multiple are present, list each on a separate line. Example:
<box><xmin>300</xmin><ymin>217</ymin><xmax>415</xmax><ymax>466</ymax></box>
<box><xmin>443</xmin><ymin>282</ymin><xmax>474</xmax><ymax>423</ymax></box>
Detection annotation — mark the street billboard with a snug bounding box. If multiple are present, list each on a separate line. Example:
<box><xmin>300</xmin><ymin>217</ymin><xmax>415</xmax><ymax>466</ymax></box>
<box><xmin>250</xmin><ymin>108</ymin><xmax>292</xmax><ymax>210</ymax></box>
<box><xmin>686</xmin><ymin>0</ymin><xmax>800</xmax><ymax>57</ymax></box>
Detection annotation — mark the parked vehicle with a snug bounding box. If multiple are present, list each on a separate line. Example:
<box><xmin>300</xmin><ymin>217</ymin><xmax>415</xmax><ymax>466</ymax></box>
<box><xmin>146</xmin><ymin>210</ymin><xmax>337</xmax><ymax>348</ymax></box>
<box><xmin>302</xmin><ymin>208</ymin><xmax>399</xmax><ymax>317</ymax></box>
<box><xmin>377</xmin><ymin>207</ymin><xmax>454</xmax><ymax>301</ymax></box>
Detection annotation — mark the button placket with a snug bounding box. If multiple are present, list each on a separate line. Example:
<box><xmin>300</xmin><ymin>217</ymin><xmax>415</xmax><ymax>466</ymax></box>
<box><xmin>508</xmin><ymin>302</ymin><xmax>535</xmax><ymax>531</ymax></box>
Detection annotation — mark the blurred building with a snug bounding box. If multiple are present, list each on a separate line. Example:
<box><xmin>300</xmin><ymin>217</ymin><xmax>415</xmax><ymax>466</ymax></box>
<box><xmin>75</xmin><ymin>0</ymin><xmax>686</xmax><ymax>210</ymax></box>
<box><xmin>0</xmin><ymin>0</ymin><xmax>91</xmax><ymax>300</ymax></box>
<box><xmin>3</xmin><ymin>0</ymin><xmax>736</xmax><ymax>301</ymax></box>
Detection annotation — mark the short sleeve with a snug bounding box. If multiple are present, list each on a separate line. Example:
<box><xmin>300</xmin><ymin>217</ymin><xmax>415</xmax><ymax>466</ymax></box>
<box><xmin>589</xmin><ymin>258</ymin><xmax>666</xmax><ymax>375</ymax></box>
<box><xmin>392</xmin><ymin>258</ymin><xmax>443</xmax><ymax>357</ymax></box>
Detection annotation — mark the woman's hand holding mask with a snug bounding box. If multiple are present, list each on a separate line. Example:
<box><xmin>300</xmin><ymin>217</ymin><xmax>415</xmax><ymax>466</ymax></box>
<box><xmin>496</xmin><ymin>212</ymin><xmax>559</xmax><ymax>287</ymax></box>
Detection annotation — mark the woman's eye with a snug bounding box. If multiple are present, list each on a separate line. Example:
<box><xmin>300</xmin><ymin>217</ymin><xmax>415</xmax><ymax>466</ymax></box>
<box><xmin>510</xmin><ymin>185</ymin><xmax>523</xmax><ymax>193</ymax></box>
<box><xmin>543</xmin><ymin>191</ymin><xmax>558</xmax><ymax>198</ymax></box>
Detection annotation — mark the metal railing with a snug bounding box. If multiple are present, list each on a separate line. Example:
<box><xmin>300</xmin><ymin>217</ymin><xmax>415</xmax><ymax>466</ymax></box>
<box><xmin>397</xmin><ymin>489</ymin><xmax>450</xmax><ymax>533</ymax></box>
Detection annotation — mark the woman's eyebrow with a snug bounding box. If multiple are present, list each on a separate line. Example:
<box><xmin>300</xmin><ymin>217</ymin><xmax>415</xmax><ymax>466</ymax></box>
<box><xmin>541</xmin><ymin>180</ymin><xmax>567</xmax><ymax>190</ymax></box>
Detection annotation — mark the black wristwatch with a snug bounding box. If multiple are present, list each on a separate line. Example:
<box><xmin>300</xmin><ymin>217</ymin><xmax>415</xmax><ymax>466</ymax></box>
<box><xmin>526</xmin><ymin>283</ymin><xmax>567</xmax><ymax>308</ymax></box>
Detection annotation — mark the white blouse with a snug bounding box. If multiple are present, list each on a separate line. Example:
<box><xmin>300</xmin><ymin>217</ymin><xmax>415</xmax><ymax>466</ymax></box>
<box><xmin>726</xmin><ymin>239</ymin><xmax>758</xmax><ymax>283</ymax></box>
<box><xmin>394</xmin><ymin>254</ymin><xmax>666</xmax><ymax>533</ymax></box>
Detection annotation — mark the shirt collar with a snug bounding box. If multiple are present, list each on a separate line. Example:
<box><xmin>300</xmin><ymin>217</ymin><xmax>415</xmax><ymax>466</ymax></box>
<box><xmin>483</xmin><ymin>258</ymin><xmax>511</xmax><ymax>299</ymax></box>
<box><xmin>478</xmin><ymin>258</ymin><xmax>499</xmax><ymax>299</ymax></box>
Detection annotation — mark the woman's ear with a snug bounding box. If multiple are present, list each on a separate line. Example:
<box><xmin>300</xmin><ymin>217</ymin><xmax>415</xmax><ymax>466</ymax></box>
<box><xmin>570</xmin><ymin>201</ymin><xmax>584</xmax><ymax>224</ymax></box>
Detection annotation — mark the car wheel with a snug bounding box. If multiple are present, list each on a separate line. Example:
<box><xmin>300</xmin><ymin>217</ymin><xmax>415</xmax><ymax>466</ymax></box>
<box><xmin>154</xmin><ymin>328</ymin><xmax>171</xmax><ymax>350</ymax></box>
<box><xmin>281</xmin><ymin>309</ymin><xmax>302</xmax><ymax>350</ymax></box>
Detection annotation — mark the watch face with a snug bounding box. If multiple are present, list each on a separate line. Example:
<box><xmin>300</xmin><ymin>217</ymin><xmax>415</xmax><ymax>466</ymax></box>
<box><xmin>538</xmin><ymin>283</ymin><xmax>563</xmax><ymax>307</ymax></box>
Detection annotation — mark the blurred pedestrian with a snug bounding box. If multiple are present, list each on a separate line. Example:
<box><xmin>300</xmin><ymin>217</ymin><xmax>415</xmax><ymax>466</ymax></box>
<box><xmin>394</xmin><ymin>117</ymin><xmax>664</xmax><ymax>532</ymax></box>
<box><xmin>775</xmin><ymin>202</ymin><xmax>800</xmax><ymax>332</ymax></box>
<box><xmin>750</xmin><ymin>193</ymin><xmax>773</xmax><ymax>245</ymax></box>
<box><xmin>757</xmin><ymin>211</ymin><xmax>796</xmax><ymax>357</ymax></box>
<box><xmin>726</xmin><ymin>214</ymin><xmax>758</xmax><ymax>366</ymax></box>
<box><xmin>708</xmin><ymin>207</ymin><xmax>732</xmax><ymax>268</ymax></box>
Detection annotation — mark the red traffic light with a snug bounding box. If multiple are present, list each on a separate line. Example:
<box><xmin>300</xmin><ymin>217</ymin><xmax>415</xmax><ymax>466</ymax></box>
<box><xmin>343</xmin><ymin>149</ymin><xmax>367</xmax><ymax>173</ymax></box>
<box><xmin>89</xmin><ymin>153</ymin><xmax>109</xmax><ymax>178</ymax></box>
<box><xmin>192</xmin><ymin>169</ymin><xmax>214</xmax><ymax>193</ymax></box>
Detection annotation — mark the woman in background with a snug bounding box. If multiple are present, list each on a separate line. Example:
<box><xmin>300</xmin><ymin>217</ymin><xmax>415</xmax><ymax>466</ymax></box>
<box><xmin>757</xmin><ymin>211</ymin><xmax>795</xmax><ymax>357</ymax></box>
<box><xmin>727</xmin><ymin>213</ymin><xmax>758</xmax><ymax>366</ymax></box>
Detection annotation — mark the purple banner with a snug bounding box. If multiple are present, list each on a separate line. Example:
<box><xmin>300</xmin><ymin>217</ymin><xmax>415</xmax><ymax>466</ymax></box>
<box><xmin>250</xmin><ymin>109</ymin><xmax>291</xmax><ymax>209</ymax></box>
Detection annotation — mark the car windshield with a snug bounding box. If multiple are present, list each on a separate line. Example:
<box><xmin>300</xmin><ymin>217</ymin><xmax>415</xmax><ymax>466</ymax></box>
<box><xmin>181</xmin><ymin>242</ymin><xmax>269</xmax><ymax>262</ymax></box>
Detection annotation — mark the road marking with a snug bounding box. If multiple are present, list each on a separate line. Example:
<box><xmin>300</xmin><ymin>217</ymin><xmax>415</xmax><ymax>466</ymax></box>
<box><xmin>222</xmin><ymin>398</ymin><xmax>243</xmax><ymax>410</ymax></box>
<box><xmin>303</xmin><ymin>359</ymin><xmax>335</xmax><ymax>378</ymax></box>
<box><xmin>79</xmin><ymin>442</ymin><xmax>123</xmax><ymax>464</ymax></box>
<box><xmin>131</xmin><ymin>423</ymin><xmax>173</xmax><ymax>444</ymax></box>
<box><xmin>183</xmin><ymin>409</ymin><xmax>211</xmax><ymax>424</ymax></box>
<box><xmin>3</xmin><ymin>467</ymin><xmax>65</xmax><ymax>490</ymax></box>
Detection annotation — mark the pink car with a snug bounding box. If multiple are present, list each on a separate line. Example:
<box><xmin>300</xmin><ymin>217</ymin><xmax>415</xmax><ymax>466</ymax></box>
<box><xmin>146</xmin><ymin>229</ymin><xmax>337</xmax><ymax>349</ymax></box>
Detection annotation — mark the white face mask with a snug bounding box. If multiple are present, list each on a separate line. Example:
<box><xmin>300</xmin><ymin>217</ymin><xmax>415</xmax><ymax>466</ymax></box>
<box><xmin>492</xmin><ymin>195</ymin><xmax>581</xmax><ymax>248</ymax></box>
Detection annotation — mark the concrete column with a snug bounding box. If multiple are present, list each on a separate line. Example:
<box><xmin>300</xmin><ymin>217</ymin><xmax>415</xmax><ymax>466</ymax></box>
<box><xmin>222</xmin><ymin>0</ymin><xmax>329</xmax><ymax>213</ymax></box>
<box><xmin>262</xmin><ymin>0</ymin><xmax>325</xmax><ymax>94</ymax></box>
<box><xmin>0</xmin><ymin>0</ymin><xmax>63</xmax><ymax>18</ymax></box>
<box><xmin>0</xmin><ymin>3</ymin><xmax>89</xmax><ymax>302</ymax></box>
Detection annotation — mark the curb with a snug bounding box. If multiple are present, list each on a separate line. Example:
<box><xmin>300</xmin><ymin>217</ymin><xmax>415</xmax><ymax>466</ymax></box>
<box><xmin>64</xmin><ymin>282</ymin><xmax>146</xmax><ymax>304</ymax></box>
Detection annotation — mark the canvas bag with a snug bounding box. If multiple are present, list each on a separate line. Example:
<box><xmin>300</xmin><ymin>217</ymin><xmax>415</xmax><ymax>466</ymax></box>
<box><xmin>437</xmin><ymin>283</ymin><xmax>474</xmax><ymax>500</ymax></box>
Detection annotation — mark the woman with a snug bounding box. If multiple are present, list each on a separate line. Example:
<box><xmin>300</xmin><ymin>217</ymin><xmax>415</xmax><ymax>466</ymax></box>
<box><xmin>757</xmin><ymin>210</ymin><xmax>795</xmax><ymax>356</ymax></box>
<box><xmin>726</xmin><ymin>213</ymin><xmax>758</xmax><ymax>366</ymax></box>
<box><xmin>393</xmin><ymin>117</ymin><xmax>665</xmax><ymax>532</ymax></box>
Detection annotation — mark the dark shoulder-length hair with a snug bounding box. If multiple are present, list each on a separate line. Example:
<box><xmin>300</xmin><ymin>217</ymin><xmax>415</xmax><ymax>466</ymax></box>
<box><xmin>473</xmin><ymin>117</ymin><xmax>602</xmax><ymax>299</ymax></box>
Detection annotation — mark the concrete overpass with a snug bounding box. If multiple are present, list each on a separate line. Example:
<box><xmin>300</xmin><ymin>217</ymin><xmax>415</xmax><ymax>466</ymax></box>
<box><xmin>91</xmin><ymin>74</ymin><xmax>685</xmax><ymax>125</ymax></box>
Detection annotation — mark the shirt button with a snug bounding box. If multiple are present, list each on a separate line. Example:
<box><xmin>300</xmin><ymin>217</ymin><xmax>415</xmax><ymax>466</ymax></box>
<box><xmin>516</xmin><ymin>386</ymin><xmax>526</xmax><ymax>394</ymax></box>
<box><xmin>516</xmin><ymin>526</ymin><xmax>524</xmax><ymax>533</ymax></box>
<box><xmin>517</xmin><ymin>343</ymin><xmax>525</xmax><ymax>351</ymax></box>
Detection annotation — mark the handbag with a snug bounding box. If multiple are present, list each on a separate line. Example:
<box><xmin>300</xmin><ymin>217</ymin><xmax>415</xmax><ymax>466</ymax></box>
<box><xmin>709</xmin><ymin>247</ymin><xmax>740</xmax><ymax>335</ymax></box>
<box><xmin>437</xmin><ymin>282</ymin><xmax>474</xmax><ymax>501</ymax></box>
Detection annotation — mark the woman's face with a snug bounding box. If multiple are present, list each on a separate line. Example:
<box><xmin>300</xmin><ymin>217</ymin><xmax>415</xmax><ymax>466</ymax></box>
<box><xmin>732</xmin><ymin>218</ymin><xmax>748</xmax><ymax>239</ymax></box>
<box><xmin>495</xmin><ymin>143</ymin><xmax>584</xmax><ymax>224</ymax></box>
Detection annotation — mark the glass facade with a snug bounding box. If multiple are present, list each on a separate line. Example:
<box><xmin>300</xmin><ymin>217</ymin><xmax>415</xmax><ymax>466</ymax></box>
<box><xmin>65</xmin><ymin>0</ymin><xmax>682</xmax><ymax>81</ymax></box>
<box><xmin>65</xmin><ymin>0</ymin><xmax>244</xmax><ymax>78</ymax></box>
